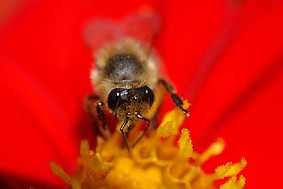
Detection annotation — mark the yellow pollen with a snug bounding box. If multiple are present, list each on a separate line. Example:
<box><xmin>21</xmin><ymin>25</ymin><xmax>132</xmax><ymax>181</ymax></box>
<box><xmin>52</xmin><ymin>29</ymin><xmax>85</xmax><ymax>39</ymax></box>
<box><xmin>50</xmin><ymin>101</ymin><xmax>246</xmax><ymax>189</ymax></box>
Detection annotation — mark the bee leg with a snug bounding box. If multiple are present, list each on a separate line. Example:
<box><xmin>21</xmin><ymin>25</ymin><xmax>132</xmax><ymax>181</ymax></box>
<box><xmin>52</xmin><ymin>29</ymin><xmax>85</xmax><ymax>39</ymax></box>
<box><xmin>120</xmin><ymin>113</ymin><xmax>131</xmax><ymax>152</ymax></box>
<box><xmin>86</xmin><ymin>95</ymin><xmax>110</xmax><ymax>139</ymax></box>
<box><xmin>131</xmin><ymin>113</ymin><xmax>150</xmax><ymax>148</ymax></box>
<box><xmin>148</xmin><ymin>84</ymin><xmax>165</xmax><ymax>129</ymax></box>
<box><xmin>159</xmin><ymin>79</ymin><xmax>189</xmax><ymax>116</ymax></box>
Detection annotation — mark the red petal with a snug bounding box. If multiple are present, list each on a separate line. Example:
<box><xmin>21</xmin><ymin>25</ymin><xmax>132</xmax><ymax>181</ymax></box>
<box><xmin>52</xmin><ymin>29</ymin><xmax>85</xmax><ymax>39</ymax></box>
<box><xmin>0</xmin><ymin>0</ymin><xmax>161</xmax><ymax>187</ymax></box>
<box><xmin>2</xmin><ymin>0</ymin><xmax>282</xmax><ymax>188</ymax></box>
<box><xmin>183</xmin><ymin>1</ymin><xmax>283</xmax><ymax>188</ymax></box>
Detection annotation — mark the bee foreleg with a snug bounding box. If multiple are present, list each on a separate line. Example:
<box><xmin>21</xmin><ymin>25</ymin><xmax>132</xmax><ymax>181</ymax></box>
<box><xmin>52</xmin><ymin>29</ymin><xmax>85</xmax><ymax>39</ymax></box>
<box><xmin>86</xmin><ymin>95</ymin><xmax>110</xmax><ymax>139</ymax></box>
<box><xmin>158</xmin><ymin>79</ymin><xmax>189</xmax><ymax>116</ymax></box>
<box><xmin>120</xmin><ymin>113</ymin><xmax>131</xmax><ymax>152</ymax></box>
<box><xmin>132</xmin><ymin>114</ymin><xmax>150</xmax><ymax>148</ymax></box>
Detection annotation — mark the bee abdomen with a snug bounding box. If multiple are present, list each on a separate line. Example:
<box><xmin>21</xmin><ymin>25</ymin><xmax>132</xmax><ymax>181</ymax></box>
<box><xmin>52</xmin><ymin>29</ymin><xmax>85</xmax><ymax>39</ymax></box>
<box><xmin>104</xmin><ymin>53</ymin><xmax>142</xmax><ymax>80</ymax></box>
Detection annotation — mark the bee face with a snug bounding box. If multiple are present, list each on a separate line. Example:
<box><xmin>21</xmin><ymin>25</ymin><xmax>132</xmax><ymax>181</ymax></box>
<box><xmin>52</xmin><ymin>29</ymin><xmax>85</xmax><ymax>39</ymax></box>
<box><xmin>91</xmin><ymin>39</ymin><xmax>159</xmax><ymax>111</ymax></box>
<box><xmin>107</xmin><ymin>86</ymin><xmax>154</xmax><ymax>120</ymax></box>
<box><xmin>91</xmin><ymin>39</ymin><xmax>159</xmax><ymax>121</ymax></box>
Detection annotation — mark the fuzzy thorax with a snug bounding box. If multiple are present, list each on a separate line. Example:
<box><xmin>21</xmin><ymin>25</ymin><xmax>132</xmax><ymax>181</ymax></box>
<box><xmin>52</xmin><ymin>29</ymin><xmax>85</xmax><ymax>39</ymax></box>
<box><xmin>90</xmin><ymin>38</ymin><xmax>159</xmax><ymax>105</ymax></box>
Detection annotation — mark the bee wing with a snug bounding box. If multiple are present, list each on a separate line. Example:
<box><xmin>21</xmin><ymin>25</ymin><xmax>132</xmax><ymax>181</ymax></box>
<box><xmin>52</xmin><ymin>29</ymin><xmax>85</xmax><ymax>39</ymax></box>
<box><xmin>120</xmin><ymin>10</ymin><xmax>161</xmax><ymax>47</ymax></box>
<box><xmin>83</xmin><ymin>19</ymin><xmax>123</xmax><ymax>52</ymax></box>
<box><xmin>83</xmin><ymin>10</ymin><xmax>161</xmax><ymax>52</ymax></box>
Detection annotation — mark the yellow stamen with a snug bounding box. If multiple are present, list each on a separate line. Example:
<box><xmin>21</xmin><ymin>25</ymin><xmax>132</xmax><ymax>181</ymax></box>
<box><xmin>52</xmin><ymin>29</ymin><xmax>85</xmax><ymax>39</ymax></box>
<box><xmin>51</xmin><ymin>101</ymin><xmax>246</xmax><ymax>189</ymax></box>
<box><xmin>178</xmin><ymin>129</ymin><xmax>193</xmax><ymax>158</ymax></box>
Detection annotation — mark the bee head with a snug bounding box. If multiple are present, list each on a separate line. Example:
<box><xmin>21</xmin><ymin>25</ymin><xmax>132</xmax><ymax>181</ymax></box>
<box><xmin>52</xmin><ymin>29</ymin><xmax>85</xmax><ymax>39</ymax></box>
<box><xmin>107</xmin><ymin>86</ymin><xmax>154</xmax><ymax>120</ymax></box>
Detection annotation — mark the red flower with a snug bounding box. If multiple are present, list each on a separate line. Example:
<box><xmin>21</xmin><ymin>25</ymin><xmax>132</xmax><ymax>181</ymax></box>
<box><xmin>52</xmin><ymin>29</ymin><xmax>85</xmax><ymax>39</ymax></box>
<box><xmin>0</xmin><ymin>0</ymin><xmax>283</xmax><ymax>188</ymax></box>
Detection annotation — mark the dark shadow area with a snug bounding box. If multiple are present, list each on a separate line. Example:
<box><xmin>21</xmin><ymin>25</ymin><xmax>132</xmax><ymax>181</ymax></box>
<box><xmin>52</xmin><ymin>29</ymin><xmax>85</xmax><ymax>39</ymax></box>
<box><xmin>0</xmin><ymin>173</ymin><xmax>61</xmax><ymax>189</ymax></box>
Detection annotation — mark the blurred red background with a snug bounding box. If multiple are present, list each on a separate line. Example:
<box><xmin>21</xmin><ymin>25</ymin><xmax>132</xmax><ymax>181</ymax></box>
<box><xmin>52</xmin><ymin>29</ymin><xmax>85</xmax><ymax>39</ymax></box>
<box><xmin>0</xmin><ymin>0</ymin><xmax>283</xmax><ymax>188</ymax></box>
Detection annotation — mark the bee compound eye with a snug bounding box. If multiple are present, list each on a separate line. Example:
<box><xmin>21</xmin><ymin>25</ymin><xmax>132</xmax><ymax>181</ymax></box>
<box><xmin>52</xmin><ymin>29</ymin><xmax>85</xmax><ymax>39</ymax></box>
<box><xmin>139</xmin><ymin>86</ymin><xmax>154</xmax><ymax>106</ymax></box>
<box><xmin>107</xmin><ymin>88</ymin><xmax>128</xmax><ymax>110</ymax></box>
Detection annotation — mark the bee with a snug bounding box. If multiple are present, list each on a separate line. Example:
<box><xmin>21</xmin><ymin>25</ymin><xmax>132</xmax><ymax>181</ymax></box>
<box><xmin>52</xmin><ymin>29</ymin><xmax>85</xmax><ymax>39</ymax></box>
<box><xmin>85</xmin><ymin>10</ymin><xmax>188</xmax><ymax>151</ymax></box>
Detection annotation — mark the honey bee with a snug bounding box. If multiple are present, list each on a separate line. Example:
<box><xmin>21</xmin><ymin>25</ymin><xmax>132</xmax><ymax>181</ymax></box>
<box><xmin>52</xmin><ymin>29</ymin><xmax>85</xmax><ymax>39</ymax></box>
<box><xmin>85</xmin><ymin>10</ymin><xmax>188</xmax><ymax>151</ymax></box>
